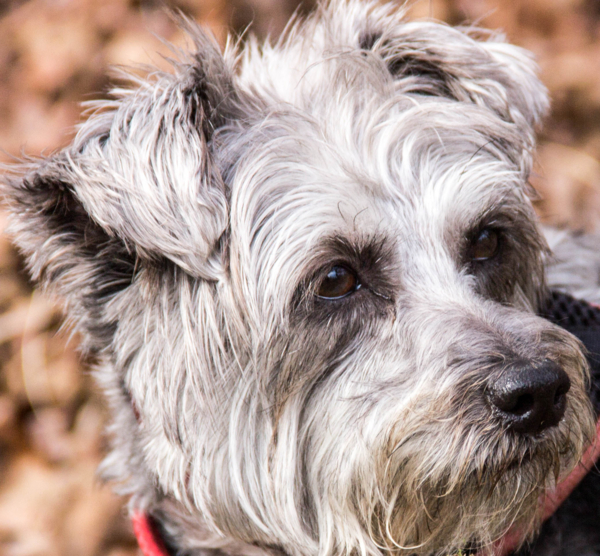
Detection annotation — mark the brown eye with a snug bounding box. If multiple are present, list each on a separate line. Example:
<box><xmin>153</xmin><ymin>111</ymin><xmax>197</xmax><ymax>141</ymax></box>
<box><xmin>317</xmin><ymin>265</ymin><xmax>360</xmax><ymax>299</ymax></box>
<box><xmin>469</xmin><ymin>228</ymin><xmax>499</xmax><ymax>262</ymax></box>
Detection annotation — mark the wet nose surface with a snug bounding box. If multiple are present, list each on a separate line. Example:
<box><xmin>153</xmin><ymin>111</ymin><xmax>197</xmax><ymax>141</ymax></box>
<box><xmin>487</xmin><ymin>360</ymin><xmax>571</xmax><ymax>435</ymax></box>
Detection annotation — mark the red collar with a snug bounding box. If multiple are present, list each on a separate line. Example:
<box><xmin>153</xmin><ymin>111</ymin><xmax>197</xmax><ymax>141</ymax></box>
<box><xmin>132</xmin><ymin>419</ymin><xmax>600</xmax><ymax>556</ymax></box>
<box><xmin>132</xmin><ymin>513</ymin><xmax>171</xmax><ymax>556</ymax></box>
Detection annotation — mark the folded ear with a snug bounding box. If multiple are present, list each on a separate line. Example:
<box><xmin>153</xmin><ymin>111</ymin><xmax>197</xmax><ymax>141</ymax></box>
<box><xmin>469</xmin><ymin>36</ymin><xmax>549</xmax><ymax>129</ymax></box>
<box><xmin>360</xmin><ymin>18</ymin><xmax>549</xmax><ymax>134</ymax></box>
<box><xmin>2</xmin><ymin>30</ymin><xmax>237</xmax><ymax>348</ymax></box>
<box><xmin>70</xmin><ymin>34</ymin><xmax>237</xmax><ymax>280</ymax></box>
<box><xmin>7</xmin><ymin>28</ymin><xmax>236</xmax><ymax>278</ymax></box>
<box><xmin>4</xmin><ymin>164</ymin><xmax>136</xmax><ymax>350</ymax></box>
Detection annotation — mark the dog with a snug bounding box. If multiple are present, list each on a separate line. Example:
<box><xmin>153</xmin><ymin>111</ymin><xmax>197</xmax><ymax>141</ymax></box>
<box><xmin>3</xmin><ymin>1</ymin><xmax>600</xmax><ymax>555</ymax></box>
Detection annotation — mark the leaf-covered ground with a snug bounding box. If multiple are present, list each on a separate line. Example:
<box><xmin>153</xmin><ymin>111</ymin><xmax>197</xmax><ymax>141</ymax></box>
<box><xmin>0</xmin><ymin>1</ymin><xmax>599</xmax><ymax>554</ymax></box>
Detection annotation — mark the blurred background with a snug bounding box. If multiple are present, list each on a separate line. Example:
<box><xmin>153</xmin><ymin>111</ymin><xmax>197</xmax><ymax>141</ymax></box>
<box><xmin>0</xmin><ymin>0</ymin><xmax>599</xmax><ymax>554</ymax></box>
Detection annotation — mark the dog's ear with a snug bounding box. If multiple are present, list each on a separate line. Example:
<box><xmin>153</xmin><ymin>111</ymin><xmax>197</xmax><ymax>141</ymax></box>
<box><xmin>5</xmin><ymin>30</ymin><xmax>236</xmax><ymax>275</ymax></box>
<box><xmin>360</xmin><ymin>22</ymin><xmax>549</xmax><ymax>132</ymax></box>
<box><xmin>2</xmin><ymin>31</ymin><xmax>236</xmax><ymax>347</ymax></box>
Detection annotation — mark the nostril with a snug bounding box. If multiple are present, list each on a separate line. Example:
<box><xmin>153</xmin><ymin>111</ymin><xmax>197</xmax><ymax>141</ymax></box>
<box><xmin>510</xmin><ymin>393</ymin><xmax>534</xmax><ymax>417</ymax></box>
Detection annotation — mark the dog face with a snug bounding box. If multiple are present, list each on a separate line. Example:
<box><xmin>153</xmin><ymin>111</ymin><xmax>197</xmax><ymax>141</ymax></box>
<box><xmin>3</xmin><ymin>2</ymin><xmax>595</xmax><ymax>555</ymax></box>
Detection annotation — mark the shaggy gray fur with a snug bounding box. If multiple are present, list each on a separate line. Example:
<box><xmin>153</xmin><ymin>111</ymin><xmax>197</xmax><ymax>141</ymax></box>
<box><xmin>544</xmin><ymin>226</ymin><xmax>600</xmax><ymax>305</ymax></box>
<box><xmin>1</xmin><ymin>2</ymin><xmax>597</xmax><ymax>555</ymax></box>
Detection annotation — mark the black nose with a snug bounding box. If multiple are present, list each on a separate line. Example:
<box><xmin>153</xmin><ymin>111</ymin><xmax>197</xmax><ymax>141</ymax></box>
<box><xmin>487</xmin><ymin>361</ymin><xmax>571</xmax><ymax>435</ymax></box>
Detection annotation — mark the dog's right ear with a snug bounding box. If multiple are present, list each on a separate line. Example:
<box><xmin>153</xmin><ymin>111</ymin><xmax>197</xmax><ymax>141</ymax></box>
<box><xmin>2</xmin><ymin>30</ymin><xmax>237</xmax><ymax>347</ymax></box>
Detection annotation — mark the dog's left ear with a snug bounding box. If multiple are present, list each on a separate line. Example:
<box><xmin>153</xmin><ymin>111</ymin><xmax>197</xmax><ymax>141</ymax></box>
<box><xmin>4</xmin><ymin>30</ymin><xmax>236</xmax><ymax>284</ymax></box>
<box><xmin>362</xmin><ymin>22</ymin><xmax>549</xmax><ymax>132</ymax></box>
<box><xmin>470</xmin><ymin>38</ymin><xmax>550</xmax><ymax>129</ymax></box>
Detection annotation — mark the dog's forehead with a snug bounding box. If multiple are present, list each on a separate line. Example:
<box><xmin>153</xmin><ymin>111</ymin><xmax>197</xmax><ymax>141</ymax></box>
<box><xmin>229</xmin><ymin>102</ymin><xmax>525</xmax><ymax>242</ymax></box>
<box><xmin>226</xmin><ymin>100</ymin><xmax>528</xmax><ymax>307</ymax></box>
<box><xmin>225</xmin><ymin>0</ymin><xmax>538</xmax><ymax>256</ymax></box>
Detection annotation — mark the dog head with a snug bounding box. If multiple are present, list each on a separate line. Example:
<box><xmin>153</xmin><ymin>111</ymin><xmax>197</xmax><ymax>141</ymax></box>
<box><xmin>2</xmin><ymin>2</ymin><xmax>595</xmax><ymax>555</ymax></box>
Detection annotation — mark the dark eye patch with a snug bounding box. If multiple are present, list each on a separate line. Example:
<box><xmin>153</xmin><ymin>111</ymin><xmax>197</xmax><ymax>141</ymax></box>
<box><xmin>292</xmin><ymin>234</ymin><xmax>397</xmax><ymax>324</ymax></box>
<box><xmin>461</xmin><ymin>210</ymin><xmax>546</xmax><ymax>305</ymax></box>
